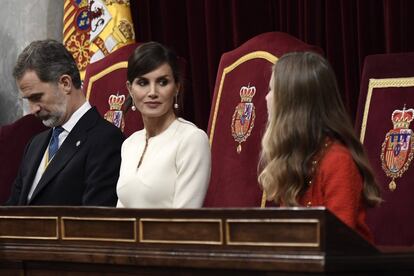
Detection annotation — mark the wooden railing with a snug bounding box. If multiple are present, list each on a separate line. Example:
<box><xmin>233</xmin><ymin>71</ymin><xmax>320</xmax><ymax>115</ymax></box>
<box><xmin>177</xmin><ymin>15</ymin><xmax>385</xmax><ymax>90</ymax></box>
<box><xmin>0</xmin><ymin>207</ymin><xmax>412</xmax><ymax>275</ymax></box>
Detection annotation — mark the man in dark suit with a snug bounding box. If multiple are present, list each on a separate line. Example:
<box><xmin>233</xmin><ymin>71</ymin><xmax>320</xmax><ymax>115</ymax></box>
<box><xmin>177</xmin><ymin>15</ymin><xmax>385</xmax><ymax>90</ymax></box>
<box><xmin>6</xmin><ymin>39</ymin><xmax>125</xmax><ymax>206</ymax></box>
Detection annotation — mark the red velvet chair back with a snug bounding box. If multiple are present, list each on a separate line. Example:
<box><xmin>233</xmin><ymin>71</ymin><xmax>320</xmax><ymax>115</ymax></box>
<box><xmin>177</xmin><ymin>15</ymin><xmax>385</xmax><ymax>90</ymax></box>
<box><xmin>204</xmin><ymin>32</ymin><xmax>322</xmax><ymax>207</ymax></box>
<box><xmin>83</xmin><ymin>43</ymin><xmax>143</xmax><ymax>137</ymax></box>
<box><xmin>0</xmin><ymin>115</ymin><xmax>47</xmax><ymax>203</ymax></box>
<box><xmin>355</xmin><ymin>52</ymin><xmax>414</xmax><ymax>246</ymax></box>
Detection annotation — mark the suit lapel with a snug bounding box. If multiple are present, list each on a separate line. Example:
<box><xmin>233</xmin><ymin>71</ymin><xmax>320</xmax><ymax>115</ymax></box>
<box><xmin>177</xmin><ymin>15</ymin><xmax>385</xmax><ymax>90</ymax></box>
<box><xmin>28</xmin><ymin>108</ymin><xmax>99</xmax><ymax>203</ymax></box>
<box><xmin>19</xmin><ymin>131</ymin><xmax>51</xmax><ymax>204</ymax></box>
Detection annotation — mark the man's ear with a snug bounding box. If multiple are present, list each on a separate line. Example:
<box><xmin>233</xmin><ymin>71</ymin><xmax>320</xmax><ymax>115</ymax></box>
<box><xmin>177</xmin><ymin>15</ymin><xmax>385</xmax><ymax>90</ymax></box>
<box><xmin>59</xmin><ymin>74</ymin><xmax>73</xmax><ymax>94</ymax></box>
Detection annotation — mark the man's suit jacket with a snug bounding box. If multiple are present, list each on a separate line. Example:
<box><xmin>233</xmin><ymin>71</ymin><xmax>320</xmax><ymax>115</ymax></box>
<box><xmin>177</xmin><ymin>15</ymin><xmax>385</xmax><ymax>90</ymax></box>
<box><xmin>6</xmin><ymin>107</ymin><xmax>125</xmax><ymax>206</ymax></box>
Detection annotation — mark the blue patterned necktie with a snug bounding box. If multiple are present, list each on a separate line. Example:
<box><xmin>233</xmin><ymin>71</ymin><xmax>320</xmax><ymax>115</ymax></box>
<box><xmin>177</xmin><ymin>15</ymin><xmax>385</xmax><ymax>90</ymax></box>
<box><xmin>48</xmin><ymin>126</ymin><xmax>64</xmax><ymax>160</ymax></box>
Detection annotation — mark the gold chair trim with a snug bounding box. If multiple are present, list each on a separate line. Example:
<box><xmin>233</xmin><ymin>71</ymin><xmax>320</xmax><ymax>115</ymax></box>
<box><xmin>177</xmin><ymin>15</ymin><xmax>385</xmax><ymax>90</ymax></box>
<box><xmin>209</xmin><ymin>51</ymin><xmax>277</xmax><ymax>209</ymax></box>
<box><xmin>85</xmin><ymin>61</ymin><xmax>128</xmax><ymax>100</ymax></box>
<box><xmin>209</xmin><ymin>51</ymin><xmax>278</xmax><ymax>146</ymax></box>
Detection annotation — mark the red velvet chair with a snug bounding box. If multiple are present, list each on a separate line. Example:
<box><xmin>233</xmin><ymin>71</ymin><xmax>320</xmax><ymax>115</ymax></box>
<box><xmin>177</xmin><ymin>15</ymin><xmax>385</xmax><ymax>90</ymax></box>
<box><xmin>0</xmin><ymin>115</ymin><xmax>47</xmax><ymax>204</ymax></box>
<box><xmin>355</xmin><ymin>52</ymin><xmax>414</xmax><ymax>246</ymax></box>
<box><xmin>203</xmin><ymin>32</ymin><xmax>322</xmax><ymax>207</ymax></box>
<box><xmin>83</xmin><ymin>43</ymin><xmax>143</xmax><ymax>137</ymax></box>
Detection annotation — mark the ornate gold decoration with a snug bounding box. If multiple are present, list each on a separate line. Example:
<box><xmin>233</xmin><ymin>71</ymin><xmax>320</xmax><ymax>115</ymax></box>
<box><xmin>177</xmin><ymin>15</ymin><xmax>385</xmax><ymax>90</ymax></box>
<box><xmin>360</xmin><ymin>77</ymin><xmax>414</xmax><ymax>143</ymax></box>
<box><xmin>360</xmin><ymin>77</ymin><xmax>414</xmax><ymax>191</ymax></box>
<box><xmin>65</xmin><ymin>32</ymin><xmax>91</xmax><ymax>71</ymax></box>
<box><xmin>380</xmin><ymin>106</ymin><xmax>414</xmax><ymax>191</ymax></box>
<box><xmin>104</xmin><ymin>94</ymin><xmax>126</xmax><ymax>130</ymax></box>
<box><xmin>209</xmin><ymin>51</ymin><xmax>277</xmax><ymax>146</ymax></box>
<box><xmin>209</xmin><ymin>51</ymin><xmax>277</xmax><ymax>206</ymax></box>
<box><xmin>231</xmin><ymin>85</ymin><xmax>256</xmax><ymax>153</ymax></box>
<box><xmin>113</xmin><ymin>19</ymin><xmax>135</xmax><ymax>43</ymax></box>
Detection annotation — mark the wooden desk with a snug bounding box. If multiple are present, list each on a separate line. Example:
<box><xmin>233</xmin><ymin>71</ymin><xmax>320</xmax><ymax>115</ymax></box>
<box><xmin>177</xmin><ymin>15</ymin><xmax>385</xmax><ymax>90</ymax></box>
<box><xmin>0</xmin><ymin>207</ymin><xmax>412</xmax><ymax>275</ymax></box>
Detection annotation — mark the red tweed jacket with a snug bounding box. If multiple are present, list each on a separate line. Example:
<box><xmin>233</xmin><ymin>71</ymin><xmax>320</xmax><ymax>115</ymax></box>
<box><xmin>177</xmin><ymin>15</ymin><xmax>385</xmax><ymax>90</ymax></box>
<box><xmin>299</xmin><ymin>142</ymin><xmax>374</xmax><ymax>243</ymax></box>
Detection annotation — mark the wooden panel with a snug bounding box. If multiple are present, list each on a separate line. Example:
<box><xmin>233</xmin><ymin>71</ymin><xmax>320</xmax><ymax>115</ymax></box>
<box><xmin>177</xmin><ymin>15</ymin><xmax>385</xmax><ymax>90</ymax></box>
<box><xmin>61</xmin><ymin>217</ymin><xmax>136</xmax><ymax>242</ymax></box>
<box><xmin>0</xmin><ymin>261</ymin><xmax>23</xmax><ymax>276</ymax></box>
<box><xmin>1</xmin><ymin>207</ymin><xmax>410</xmax><ymax>275</ymax></box>
<box><xmin>226</xmin><ymin>219</ymin><xmax>320</xmax><ymax>247</ymax></box>
<box><xmin>139</xmin><ymin>218</ymin><xmax>223</xmax><ymax>245</ymax></box>
<box><xmin>0</xmin><ymin>216</ymin><xmax>58</xmax><ymax>240</ymax></box>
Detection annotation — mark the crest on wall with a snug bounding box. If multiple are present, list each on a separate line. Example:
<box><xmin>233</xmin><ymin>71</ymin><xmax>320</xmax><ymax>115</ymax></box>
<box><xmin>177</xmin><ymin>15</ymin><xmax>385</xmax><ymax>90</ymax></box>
<box><xmin>380</xmin><ymin>106</ymin><xmax>414</xmax><ymax>191</ymax></box>
<box><xmin>104</xmin><ymin>94</ymin><xmax>125</xmax><ymax>131</ymax></box>
<box><xmin>231</xmin><ymin>85</ymin><xmax>256</xmax><ymax>154</ymax></box>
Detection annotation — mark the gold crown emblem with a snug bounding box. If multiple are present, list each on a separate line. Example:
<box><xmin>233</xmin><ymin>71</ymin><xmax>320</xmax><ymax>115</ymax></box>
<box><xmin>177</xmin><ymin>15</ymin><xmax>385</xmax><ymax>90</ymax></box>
<box><xmin>239</xmin><ymin>85</ymin><xmax>256</xmax><ymax>103</ymax></box>
<box><xmin>108</xmin><ymin>94</ymin><xmax>125</xmax><ymax>111</ymax></box>
<box><xmin>113</xmin><ymin>19</ymin><xmax>135</xmax><ymax>43</ymax></box>
<box><xmin>391</xmin><ymin>106</ymin><xmax>414</xmax><ymax>129</ymax></box>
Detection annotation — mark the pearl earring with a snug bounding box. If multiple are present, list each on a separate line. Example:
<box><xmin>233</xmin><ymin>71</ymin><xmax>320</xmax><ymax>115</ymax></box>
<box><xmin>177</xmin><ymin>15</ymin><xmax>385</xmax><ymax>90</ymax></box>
<box><xmin>174</xmin><ymin>93</ymin><xmax>179</xmax><ymax>109</ymax></box>
<box><xmin>129</xmin><ymin>93</ymin><xmax>137</xmax><ymax>111</ymax></box>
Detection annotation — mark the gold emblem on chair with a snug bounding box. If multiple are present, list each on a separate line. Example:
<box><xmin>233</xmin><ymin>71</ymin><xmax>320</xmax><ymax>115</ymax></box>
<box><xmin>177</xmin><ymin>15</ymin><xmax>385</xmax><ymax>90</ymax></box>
<box><xmin>380</xmin><ymin>106</ymin><xmax>414</xmax><ymax>191</ymax></box>
<box><xmin>231</xmin><ymin>85</ymin><xmax>256</xmax><ymax>153</ymax></box>
<box><xmin>104</xmin><ymin>94</ymin><xmax>125</xmax><ymax>131</ymax></box>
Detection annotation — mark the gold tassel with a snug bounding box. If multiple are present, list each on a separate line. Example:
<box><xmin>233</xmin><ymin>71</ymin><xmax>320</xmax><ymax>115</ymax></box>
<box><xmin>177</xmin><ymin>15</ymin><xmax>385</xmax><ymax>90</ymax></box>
<box><xmin>389</xmin><ymin>178</ymin><xmax>397</xmax><ymax>191</ymax></box>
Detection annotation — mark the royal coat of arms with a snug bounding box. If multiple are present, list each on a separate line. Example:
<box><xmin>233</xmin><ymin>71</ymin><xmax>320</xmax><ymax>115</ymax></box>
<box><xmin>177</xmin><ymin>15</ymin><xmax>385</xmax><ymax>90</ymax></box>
<box><xmin>380</xmin><ymin>106</ymin><xmax>414</xmax><ymax>191</ymax></box>
<box><xmin>231</xmin><ymin>85</ymin><xmax>256</xmax><ymax>153</ymax></box>
<box><xmin>104</xmin><ymin>94</ymin><xmax>125</xmax><ymax>131</ymax></box>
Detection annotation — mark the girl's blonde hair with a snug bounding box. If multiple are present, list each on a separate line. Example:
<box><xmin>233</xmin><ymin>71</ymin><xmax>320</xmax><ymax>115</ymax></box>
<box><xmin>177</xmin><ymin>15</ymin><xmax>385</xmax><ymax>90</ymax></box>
<box><xmin>258</xmin><ymin>52</ymin><xmax>381</xmax><ymax>207</ymax></box>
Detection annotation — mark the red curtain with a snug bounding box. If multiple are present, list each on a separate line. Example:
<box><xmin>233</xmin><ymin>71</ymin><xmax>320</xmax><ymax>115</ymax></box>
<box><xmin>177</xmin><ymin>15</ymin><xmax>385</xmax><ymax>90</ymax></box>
<box><xmin>130</xmin><ymin>0</ymin><xmax>414</xmax><ymax>130</ymax></box>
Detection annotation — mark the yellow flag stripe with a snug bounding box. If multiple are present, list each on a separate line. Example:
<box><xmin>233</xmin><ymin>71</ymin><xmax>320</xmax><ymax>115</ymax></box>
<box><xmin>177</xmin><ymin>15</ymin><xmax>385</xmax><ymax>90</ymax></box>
<box><xmin>63</xmin><ymin>26</ymin><xmax>75</xmax><ymax>43</ymax></box>
<box><xmin>63</xmin><ymin>14</ymin><xmax>76</xmax><ymax>33</ymax></box>
<box><xmin>63</xmin><ymin>5</ymin><xmax>75</xmax><ymax>22</ymax></box>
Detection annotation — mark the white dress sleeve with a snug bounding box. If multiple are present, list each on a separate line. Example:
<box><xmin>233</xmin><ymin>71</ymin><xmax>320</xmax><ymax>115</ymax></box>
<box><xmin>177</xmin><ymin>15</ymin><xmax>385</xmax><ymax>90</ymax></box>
<box><xmin>116</xmin><ymin>199</ymin><xmax>125</xmax><ymax>207</ymax></box>
<box><xmin>173</xmin><ymin>129</ymin><xmax>211</xmax><ymax>208</ymax></box>
<box><xmin>116</xmin><ymin>135</ymin><xmax>136</xmax><ymax>208</ymax></box>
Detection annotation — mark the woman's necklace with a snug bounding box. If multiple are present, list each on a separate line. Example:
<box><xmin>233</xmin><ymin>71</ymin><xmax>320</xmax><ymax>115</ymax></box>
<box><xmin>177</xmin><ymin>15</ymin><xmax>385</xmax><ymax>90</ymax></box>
<box><xmin>137</xmin><ymin>134</ymin><xmax>149</xmax><ymax>169</ymax></box>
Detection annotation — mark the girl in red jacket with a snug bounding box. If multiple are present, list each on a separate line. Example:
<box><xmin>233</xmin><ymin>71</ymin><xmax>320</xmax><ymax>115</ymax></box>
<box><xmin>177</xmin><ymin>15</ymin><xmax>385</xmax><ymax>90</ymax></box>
<box><xmin>259</xmin><ymin>52</ymin><xmax>381</xmax><ymax>242</ymax></box>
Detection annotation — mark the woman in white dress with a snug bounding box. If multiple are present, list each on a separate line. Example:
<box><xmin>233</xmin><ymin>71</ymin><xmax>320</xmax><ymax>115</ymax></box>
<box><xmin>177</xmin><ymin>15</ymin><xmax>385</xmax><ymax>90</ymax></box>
<box><xmin>116</xmin><ymin>42</ymin><xmax>211</xmax><ymax>208</ymax></box>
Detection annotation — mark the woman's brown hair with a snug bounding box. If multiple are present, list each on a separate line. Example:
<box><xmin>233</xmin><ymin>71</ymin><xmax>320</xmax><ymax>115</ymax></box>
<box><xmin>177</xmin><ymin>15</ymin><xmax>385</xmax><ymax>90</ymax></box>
<box><xmin>258</xmin><ymin>52</ymin><xmax>381</xmax><ymax>207</ymax></box>
<box><xmin>124</xmin><ymin>41</ymin><xmax>183</xmax><ymax>115</ymax></box>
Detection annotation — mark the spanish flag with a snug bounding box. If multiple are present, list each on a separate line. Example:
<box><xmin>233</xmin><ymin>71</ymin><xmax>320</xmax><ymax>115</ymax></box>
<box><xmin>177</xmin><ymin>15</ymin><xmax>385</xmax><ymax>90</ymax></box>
<box><xmin>63</xmin><ymin>0</ymin><xmax>135</xmax><ymax>80</ymax></box>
